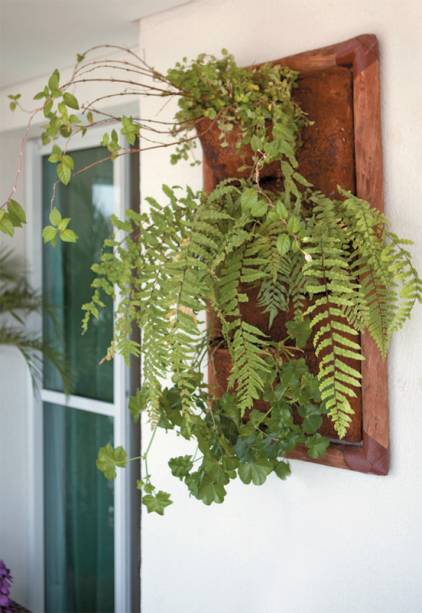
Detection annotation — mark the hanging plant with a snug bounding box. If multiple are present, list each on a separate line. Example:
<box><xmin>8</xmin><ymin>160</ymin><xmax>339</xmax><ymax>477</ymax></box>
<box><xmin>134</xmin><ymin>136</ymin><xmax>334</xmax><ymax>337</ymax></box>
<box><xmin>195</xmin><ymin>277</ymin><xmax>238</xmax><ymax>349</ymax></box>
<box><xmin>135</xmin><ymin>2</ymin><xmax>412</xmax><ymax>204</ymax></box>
<box><xmin>4</xmin><ymin>47</ymin><xmax>421</xmax><ymax>514</ymax></box>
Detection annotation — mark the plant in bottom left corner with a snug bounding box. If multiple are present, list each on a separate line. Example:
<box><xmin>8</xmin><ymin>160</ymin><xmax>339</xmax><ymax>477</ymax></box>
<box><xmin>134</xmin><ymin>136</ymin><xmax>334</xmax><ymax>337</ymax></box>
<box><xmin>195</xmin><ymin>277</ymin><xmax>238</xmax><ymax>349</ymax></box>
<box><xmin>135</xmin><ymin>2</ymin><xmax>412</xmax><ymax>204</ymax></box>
<box><xmin>0</xmin><ymin>560</ymin><xmax>13</xmax><ymax>613</ymax></box>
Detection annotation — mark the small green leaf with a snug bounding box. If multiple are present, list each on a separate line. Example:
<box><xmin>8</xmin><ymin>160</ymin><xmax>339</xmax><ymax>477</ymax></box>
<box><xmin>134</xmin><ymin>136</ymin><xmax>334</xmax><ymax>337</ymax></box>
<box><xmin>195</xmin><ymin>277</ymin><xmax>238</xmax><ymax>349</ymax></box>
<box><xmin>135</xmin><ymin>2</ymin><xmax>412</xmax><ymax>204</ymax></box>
<box><xmin>7</xmin><ymin>199</ymin><xmax>26</xmax><ymax>226</ymax></box>
<box><xmin>286</xmin><ymin>318</ymin><xmax>311</xmax><ymax>348</ymax></box>
<box><xmin>250</xmin><ymin>199</ymin><xmax>268</xmax><ymax>217</ymax></box>
<box><xmin>276</xmin><ymin>233</ymin><xmax>290</xmax><ymax>255</ymax></box>
<box><xmin>43</xmin><ymin>98</ymin><xmax>53</xmax><ymax>116</ymax></box>
<box><xmin>273</xmin><ymin>461</ymin><xmax>291</xmax><ymax>480</ymax></box>
<box><xmin>306</xmin><ymin>434</ymin><xmax>330</xmax><ymax>459</ymax></box>
<box><xmin>48</xmin><ymin>69</ymin><xmax>60</xmax><ymax>91</ymax></box>
<box><xmin>42</xmin><ymin>225</ymin><xmax>57</xmax><ymax>244</ymax></box>
<box><xmin>63</xmin><ymin>92</ymin><xmax>79</xmax><ymax>110</ymax></box>
<box><xmin>142</xmin><ymin>490</ymin><xmax>172</xmax><ymax>515</ymax></box>
<box><xmin>168</xmin><ymin>455</ymin><xmax>193</xmax><ymax>479</ymax></box>
<box><xmin>276</xmin><ymin>200</ymin><xmax>288</xmax><ymax>219</ymax></box>
<box><xmin>302</xmin><ymin>412</ymin><xmax>322</xmax><ymax>434</ymax></box>
<box><xmin>121</xmin><ymin>115</ymin><xmax>139</xmax><ymax>145</ymax></box>
<box><xmin>287</xmin><ymin>215</ymin><xmax>301</xmax><ymax>234</ymax></box>
<box><xmin>60</xmin><ymin>228</ymin><xmax>78</xmax><ymax>243</ymax></box>
<box><xmin>240</xmin><ymin>187</ymin><xmax>258</xmax><ymax>213</ymax></box>
<box><xmin>57</xmin><ymin>162</ymin><xmax>72</xmax><ymax>185</ymax></box>
<box><xmin>0</xmin><ymin>214</ymin><xmax>14</xmax><ymax>237</ymax></box>
<box><xmin>250</xmin><ymin>135</ymin><xmax>263</xmax><ymax>151</ymax></box>
<box><xmin>62</xmin><ymin>154</ymin><xmax>74</xmax><ymax>170</ymax></box>
<box><xmin>128</xmin><ymin>388</ymin><xmax>149</xmax><ymax>421</ymax></box>
<box><xmin>96</xmin><ymin>443</ymin><xmax>128</xmax><ymax>480</ymax></box>
<box><xmin>48</xmin><ymin>144</ymin><xmax>62</xmax><ymax>163</ymax></box>
<box><xmin>49</xmin><ymin>207</ymin><xmax>62</xmax><ymax>226</ymax></box>
<box><xmin>238</xmin><ymin>459</ymin><xmax>272</xmax><ymax>485</ymax></box>
<box><xmin>58</xmin><ymin>217</ymin><xmax>70</xmax><ymax>231</ymax></box>
<box><xmin>137</xmin><ymin>479</ymin><xmax>155</xmax><ymax>494</ymax></box>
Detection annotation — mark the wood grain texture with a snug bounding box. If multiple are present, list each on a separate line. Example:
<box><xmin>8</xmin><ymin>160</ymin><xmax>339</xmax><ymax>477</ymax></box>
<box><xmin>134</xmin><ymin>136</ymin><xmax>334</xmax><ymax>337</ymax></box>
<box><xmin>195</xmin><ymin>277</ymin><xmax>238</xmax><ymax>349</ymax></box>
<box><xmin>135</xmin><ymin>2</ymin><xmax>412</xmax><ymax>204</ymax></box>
<box><xmin>203</xmin><ymin>35</ymin><xmax>389</xmax><ymax>475</ymax></box>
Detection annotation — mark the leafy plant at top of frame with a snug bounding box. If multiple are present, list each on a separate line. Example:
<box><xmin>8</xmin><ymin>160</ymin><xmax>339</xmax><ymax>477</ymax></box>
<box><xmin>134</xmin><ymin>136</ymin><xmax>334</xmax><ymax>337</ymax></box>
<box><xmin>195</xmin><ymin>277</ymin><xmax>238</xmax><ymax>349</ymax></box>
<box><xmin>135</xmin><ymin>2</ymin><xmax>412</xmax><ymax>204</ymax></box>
<box><xmin>3</xmin><ymin>47</ymin><xmax>422</xmax><ymax>514</ymax></box>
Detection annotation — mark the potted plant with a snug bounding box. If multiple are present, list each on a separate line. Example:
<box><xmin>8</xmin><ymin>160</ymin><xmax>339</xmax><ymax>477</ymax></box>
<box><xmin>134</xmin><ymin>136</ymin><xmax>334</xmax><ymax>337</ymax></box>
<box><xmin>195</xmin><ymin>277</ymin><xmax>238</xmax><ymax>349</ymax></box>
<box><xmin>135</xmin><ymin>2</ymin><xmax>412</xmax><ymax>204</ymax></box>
<box><xmin>4</xmin><ymin>47</ymin><xmax>421</xmax><ymax>514</ymax></box>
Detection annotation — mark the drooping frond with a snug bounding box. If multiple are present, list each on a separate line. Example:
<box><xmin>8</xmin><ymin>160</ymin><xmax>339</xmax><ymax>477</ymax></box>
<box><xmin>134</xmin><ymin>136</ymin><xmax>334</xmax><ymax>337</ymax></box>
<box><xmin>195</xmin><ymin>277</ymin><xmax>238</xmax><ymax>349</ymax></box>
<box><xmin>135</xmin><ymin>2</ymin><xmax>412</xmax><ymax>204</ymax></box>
<box><xmin>215</xmin><ymin>245</ymin><xmax>269</xmax><ymax>413</ymax></box>
<box><xmin>304</xmin><ymin>197</ymin><xmax>363</xmax><ymax>438</ymax></box>
<box><xmin>385</xmin><ymin>231</ymin><xmax>422</xmax><ymax>334</ymax></box>
<box><xmin>339</xmin><ymin>191</ymin><xmax>402</xmax><ymax>356</ymax></box>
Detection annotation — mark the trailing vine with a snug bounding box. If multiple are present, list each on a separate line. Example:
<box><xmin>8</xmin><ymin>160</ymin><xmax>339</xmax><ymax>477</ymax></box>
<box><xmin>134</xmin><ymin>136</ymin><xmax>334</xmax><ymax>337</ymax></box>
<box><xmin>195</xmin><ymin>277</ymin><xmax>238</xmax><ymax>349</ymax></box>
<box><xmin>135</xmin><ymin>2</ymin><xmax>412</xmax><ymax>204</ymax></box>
<box><xmin>4</xmin><ymin>47</ymin><xmax>421</xmax><ymax>514</ymax></box>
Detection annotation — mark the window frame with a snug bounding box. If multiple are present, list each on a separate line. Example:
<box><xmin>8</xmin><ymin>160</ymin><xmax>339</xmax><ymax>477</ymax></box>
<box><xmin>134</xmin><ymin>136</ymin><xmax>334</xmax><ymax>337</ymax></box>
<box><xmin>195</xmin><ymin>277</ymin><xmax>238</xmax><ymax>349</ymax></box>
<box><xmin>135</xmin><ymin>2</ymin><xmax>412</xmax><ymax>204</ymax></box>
<box><xmin>25</xmin><ymin>126</ymin><xmax>140</xmax><ymax>613</ymax></box>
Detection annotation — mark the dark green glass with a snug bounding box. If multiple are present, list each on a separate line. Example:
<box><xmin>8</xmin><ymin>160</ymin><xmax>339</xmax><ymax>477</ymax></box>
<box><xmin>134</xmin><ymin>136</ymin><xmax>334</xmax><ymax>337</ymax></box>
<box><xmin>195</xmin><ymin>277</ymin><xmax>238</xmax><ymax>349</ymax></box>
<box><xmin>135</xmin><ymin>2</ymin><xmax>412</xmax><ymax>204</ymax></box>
<box><xmin>42</xmin><ymin>147</ymin><xmax>114</xmax><ymax>402</ymax></box>
<box><xmin>43</xmin><ymin>402</ymin><xmax>114</xmax><ymax>613</ymax></box>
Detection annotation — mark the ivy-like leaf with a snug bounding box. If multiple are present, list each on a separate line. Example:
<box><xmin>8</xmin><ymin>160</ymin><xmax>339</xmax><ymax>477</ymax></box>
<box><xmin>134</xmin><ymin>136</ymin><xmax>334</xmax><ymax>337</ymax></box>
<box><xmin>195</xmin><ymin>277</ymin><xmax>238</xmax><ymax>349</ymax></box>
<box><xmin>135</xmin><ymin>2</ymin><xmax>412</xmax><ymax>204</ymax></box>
<box><xmin>96</xmin><ymin>443</ymin><xmax>128</xmax><ymax>480</ymax></box>
<box><xmin>168</xmin><ymin>455</ymin><xmax>193</xmax><ymax>479</ymax></box>
<box><xmin>305</xmin><ymin>434</ymin><xmax>329</xmax><ymax>459</ymax></box>
<box><xmin>286</xmin><ymin>317</ymin><xmax>311</xmax><ymax>349</ymax></box>
<box><xmin>273</xmin><ymin>461</ymin><xmax>291</xmax><ymax>480</ymax></box>
<box><xmin>142</xmin><ymin>490</ymin><xmax>173</xmax><ymax>515</ymax></box>
<box><xmin>238</xmin><ymin>459</ymin><xmax>272</xmax><ymax>485</ymax></box>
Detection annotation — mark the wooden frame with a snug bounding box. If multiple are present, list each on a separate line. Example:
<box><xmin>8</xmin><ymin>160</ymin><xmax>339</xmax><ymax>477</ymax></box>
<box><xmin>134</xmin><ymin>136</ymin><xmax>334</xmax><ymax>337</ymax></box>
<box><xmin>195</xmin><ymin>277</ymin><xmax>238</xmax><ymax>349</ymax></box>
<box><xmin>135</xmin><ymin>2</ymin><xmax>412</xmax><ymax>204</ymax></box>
<box><xmin>203</xmin><ymin>34</ymin><xmax>389</xmax><ymax>476</ymax></box>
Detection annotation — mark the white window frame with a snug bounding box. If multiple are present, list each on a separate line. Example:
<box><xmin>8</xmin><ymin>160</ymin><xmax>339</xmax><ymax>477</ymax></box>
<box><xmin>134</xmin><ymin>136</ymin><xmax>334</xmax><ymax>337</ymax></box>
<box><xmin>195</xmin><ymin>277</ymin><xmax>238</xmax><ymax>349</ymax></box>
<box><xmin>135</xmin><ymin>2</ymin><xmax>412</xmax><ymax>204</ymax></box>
<box><xmin>25</xmin><ymin>127</ymin><xmax>138</xmax><ymax>613</ymax></box>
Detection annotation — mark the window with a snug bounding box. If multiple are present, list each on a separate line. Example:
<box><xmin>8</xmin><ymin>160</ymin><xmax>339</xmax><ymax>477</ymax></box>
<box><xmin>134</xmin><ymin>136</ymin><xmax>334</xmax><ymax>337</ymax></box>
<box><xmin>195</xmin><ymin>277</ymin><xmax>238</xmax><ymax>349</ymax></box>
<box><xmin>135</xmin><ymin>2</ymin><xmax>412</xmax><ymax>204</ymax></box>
<box><xmin>26</xmin><ymin>128</ymin><xmax>140</xmax><ymax>612</ymax></box>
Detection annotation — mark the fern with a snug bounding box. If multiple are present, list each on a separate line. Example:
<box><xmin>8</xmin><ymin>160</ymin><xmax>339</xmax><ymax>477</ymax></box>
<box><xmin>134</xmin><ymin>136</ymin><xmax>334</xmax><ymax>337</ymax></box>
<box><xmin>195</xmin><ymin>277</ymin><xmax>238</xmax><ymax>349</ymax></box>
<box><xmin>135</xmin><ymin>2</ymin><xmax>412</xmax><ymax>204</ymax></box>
<box><xmin>339</xmin><ymin>191</ymin><xmax>399</xmax><ymax>356</ymax></box>
<box><xmin>385</xmin><ymin>232</ymin><xmax>422</xmax><ymax>334</ymax></box>
<box><xmin>304</xmin><ymin>197</ymin><xmax>363</xmax><ymax>438</ymax></box>
<box><xmin>215</xmin><ymin>247</ymin><xmax>269</xmax><ymax>413</ymax></box>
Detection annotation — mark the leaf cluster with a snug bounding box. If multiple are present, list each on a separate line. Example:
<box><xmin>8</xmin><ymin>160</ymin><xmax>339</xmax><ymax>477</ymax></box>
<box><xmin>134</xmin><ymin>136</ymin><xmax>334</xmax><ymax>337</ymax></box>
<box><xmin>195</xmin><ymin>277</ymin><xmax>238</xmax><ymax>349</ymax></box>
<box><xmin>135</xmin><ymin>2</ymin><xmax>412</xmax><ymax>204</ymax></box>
<box><xmin>5</xmin><ymin>48</ymin><xmax>421</xmax><ymax>515</ymax></box>
<box><xmin>166</xmin><ymin>50</ymin><xmax>308</xmax><ymax>166</ymax></box>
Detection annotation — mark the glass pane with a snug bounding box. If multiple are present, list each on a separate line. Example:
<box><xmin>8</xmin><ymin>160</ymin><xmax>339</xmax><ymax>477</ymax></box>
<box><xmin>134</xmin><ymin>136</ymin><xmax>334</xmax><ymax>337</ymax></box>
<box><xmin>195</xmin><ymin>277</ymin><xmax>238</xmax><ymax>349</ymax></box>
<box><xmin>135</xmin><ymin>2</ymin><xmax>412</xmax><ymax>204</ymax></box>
<box><xmin>44</xmin><ymin>402</ymin><xmax>114</xmax><ymax>613</ymax></box>
<box><xmin>42</xmin><ymin>147</ymin><xmax>114</xmax><ymax>402</ymax></box>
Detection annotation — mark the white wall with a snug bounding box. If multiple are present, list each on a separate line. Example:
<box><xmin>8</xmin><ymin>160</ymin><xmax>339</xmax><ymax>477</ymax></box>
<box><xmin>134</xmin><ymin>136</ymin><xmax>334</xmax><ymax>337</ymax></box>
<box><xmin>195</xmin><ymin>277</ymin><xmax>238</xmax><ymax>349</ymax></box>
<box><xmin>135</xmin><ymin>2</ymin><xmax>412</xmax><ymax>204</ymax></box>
<box><xmin>139</xmin><ymin>2</ymin><xmax>422</xmax><ymax>613</ymax></box>
<box><xmin>0</xmin><ymin>129</ymin><xmax>31</xmax><ymax>608</ymax></box>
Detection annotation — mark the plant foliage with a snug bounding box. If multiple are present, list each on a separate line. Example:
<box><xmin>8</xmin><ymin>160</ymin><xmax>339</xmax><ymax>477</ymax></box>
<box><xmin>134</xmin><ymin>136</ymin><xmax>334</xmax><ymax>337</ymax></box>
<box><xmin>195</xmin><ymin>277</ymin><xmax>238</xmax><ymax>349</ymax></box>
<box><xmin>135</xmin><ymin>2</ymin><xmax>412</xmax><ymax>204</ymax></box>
<box><xmin>0</xmin><ymin>249</ymin><xmax>69</xmax><ymax>389</ymax></box>
<box><xmin>4</xmin><ymin>48</ymin><xmax>421</xmax><ymax>514</ymax></box>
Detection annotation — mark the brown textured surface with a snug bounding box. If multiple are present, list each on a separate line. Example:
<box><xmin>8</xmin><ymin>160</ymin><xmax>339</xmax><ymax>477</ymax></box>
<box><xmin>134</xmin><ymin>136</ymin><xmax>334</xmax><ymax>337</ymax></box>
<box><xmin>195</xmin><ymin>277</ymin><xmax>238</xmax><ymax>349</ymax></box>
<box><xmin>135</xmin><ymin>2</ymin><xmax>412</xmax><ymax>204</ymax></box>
<box><xmin>295</xmin><ymin>67</ymin><xmax>355</xmax><ymax>197</ymax></box>
<box><xmin>197</xmin><ymin>66</ymin><xmax>354</xmax><ymax>190</ymax></box>
<box><xmin>203</xmin><ymin>34</ymin><xmax>389</xmax><ymax>475</ymax></box>
<box><xmin>196</xmin><ymin>117</ymin><xmax>279</xmax><ymax>182</ymax></box>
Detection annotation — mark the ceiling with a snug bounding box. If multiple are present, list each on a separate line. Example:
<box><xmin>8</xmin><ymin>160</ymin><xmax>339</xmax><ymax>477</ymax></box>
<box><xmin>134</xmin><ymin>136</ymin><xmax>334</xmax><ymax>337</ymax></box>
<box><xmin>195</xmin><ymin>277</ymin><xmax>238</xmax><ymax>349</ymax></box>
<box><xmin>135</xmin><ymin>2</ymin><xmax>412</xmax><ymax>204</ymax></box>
<box><xmin>0</xmin><ymin>0</ymin><xmax>191</xmax><ymax>88</ymax></box>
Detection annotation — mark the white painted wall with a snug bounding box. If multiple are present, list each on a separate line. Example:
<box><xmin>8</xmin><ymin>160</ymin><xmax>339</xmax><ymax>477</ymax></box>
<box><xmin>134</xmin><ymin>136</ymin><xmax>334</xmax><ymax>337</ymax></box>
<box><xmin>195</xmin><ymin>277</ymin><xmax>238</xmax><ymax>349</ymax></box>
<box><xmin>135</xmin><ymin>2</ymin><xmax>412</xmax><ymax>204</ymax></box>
<box><xmin>139</xmin><ymin>2</ymin><xmax>422</xmax><ymax>613</ymax></box>
<box><xmin>0</xmin><ymin>129</ymin><xmax>31</xmax><ymax>608</ymax></box>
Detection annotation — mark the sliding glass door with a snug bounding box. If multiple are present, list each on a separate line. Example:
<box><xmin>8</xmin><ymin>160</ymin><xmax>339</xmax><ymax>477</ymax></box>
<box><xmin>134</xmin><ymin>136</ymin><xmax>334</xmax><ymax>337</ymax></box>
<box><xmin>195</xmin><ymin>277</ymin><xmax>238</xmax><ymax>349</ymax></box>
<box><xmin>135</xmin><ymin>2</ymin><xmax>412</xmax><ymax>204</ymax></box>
<box><xmin>33</xmin><ymin>134</ymin><xmax>139</xmax><ymax>613</ymax></box>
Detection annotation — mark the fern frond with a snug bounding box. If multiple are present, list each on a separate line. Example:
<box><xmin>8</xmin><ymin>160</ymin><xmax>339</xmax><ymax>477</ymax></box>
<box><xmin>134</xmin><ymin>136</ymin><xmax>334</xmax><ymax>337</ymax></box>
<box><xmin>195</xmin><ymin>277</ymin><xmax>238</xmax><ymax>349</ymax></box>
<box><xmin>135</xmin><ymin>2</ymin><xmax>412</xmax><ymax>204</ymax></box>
<box><xmin>227</xmin><ymin>321</ymin><xmax>268</xmax><ymax>412</ymax></box>
<box><xmin>386</xmin><ymin>232</ymin><xmax>422</xmax><ymax>334</ymax></box>
<box><xmin>216</xmin><ymin>248</ymin><xmax>269</xmax><ymax>412</ymax></box>
<box><xmin>339</xmin><ymin>192</ymin><xmax>399</xmax><ymax>355</ymax></box>
<box><xmin>305</xmin><ymin>198</ymin><xmax>363</xmax><ymax>438</ymax></box>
